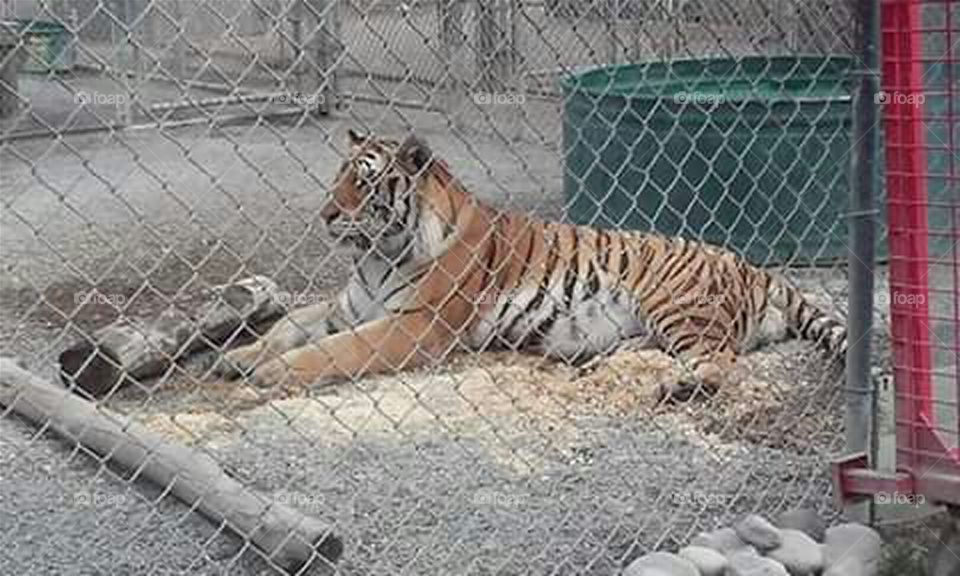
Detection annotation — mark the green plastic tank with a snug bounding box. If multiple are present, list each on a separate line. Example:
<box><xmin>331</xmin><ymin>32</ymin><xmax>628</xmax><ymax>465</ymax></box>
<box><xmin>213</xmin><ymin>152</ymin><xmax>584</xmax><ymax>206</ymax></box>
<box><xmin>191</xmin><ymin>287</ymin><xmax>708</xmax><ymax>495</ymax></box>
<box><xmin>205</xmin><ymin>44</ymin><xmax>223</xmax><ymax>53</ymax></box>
<box><xmin>562</xmin><ymin>56</ymin><xmax>854</xmax><ymax>265</ymax></box>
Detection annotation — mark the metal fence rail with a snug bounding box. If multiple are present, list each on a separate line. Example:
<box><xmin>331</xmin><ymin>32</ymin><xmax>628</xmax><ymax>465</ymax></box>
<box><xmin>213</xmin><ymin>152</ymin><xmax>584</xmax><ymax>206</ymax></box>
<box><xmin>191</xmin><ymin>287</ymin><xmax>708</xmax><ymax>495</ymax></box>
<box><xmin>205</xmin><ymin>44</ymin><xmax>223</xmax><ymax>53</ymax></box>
<box><xmin>2</xmin><ymin>0</ymin><xmax>943</xmax><ymax>574</ymax></box>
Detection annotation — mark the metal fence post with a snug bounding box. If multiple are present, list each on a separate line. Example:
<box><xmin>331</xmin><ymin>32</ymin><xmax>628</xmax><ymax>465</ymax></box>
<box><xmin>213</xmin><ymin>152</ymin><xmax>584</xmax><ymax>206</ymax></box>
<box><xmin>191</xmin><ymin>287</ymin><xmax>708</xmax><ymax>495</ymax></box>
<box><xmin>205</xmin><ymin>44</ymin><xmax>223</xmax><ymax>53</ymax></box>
<box><xmin>310</xmin><ymin>0</ymin><xmax>339</xmax><ymax>115</ymax></box>
<box><xmin>845</xmin><ymin>0</ymin><xmax>880</xmax><ymax>522</ymax></box>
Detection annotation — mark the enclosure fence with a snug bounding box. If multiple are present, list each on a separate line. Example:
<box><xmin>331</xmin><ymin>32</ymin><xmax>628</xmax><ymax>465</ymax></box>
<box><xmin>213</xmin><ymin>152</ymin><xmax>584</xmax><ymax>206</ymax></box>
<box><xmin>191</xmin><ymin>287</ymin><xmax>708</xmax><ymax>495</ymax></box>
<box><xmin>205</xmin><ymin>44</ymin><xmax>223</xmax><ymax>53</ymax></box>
<box><xmin>834</xmin><ymin>0</ymin><xmax>960</xmax><ymax>511</ymax></box>
<box><xmin>0</xmin><ymin>0</ymin><xmax>956</xmax><ymax>574</ymax></box>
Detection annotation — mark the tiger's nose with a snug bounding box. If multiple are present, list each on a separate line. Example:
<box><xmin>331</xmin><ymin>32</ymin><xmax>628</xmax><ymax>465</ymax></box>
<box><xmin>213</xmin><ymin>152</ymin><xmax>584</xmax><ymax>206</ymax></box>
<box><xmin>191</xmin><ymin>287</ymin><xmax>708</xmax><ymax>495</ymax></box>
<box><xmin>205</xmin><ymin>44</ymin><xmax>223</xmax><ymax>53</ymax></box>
<box><xmin>320</xmin><ymin>203</ymin><xmax>341</xmax><ymax>226</ymax></box>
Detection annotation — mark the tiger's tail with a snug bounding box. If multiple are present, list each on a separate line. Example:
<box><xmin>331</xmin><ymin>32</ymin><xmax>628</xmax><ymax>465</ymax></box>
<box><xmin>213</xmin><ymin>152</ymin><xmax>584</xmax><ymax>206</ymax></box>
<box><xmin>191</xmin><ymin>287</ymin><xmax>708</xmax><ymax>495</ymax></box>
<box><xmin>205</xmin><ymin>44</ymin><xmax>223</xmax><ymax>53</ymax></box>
<box><xmin>768</xmin><ymin>274</ymin><xmax>847</xmax><ymax>362</ymax></box>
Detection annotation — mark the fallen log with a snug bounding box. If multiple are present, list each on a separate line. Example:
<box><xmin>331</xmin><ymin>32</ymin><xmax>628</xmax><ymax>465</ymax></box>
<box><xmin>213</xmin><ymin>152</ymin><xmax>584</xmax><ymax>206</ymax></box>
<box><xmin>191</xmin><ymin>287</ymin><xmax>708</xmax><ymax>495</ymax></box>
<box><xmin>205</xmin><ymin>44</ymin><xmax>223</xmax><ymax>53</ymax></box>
<box><xmin>0</xmin><ymin>357</ymin><xmax>343</xmax><ymax>573</ymax></box>
<box><xmin>59</xmin><ymin>275</ymin><xmax>284</xmax><ymax>397</ymax></box>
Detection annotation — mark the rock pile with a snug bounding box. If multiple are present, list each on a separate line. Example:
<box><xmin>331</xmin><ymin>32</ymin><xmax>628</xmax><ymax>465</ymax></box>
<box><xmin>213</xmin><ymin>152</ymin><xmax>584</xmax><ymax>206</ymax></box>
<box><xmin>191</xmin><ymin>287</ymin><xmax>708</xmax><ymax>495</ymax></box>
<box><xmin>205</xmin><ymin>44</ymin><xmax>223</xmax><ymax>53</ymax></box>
<box><xmin>624</xmin><ymin>509</ymin><xmax>881</xmax><ymax>576</ymax></box>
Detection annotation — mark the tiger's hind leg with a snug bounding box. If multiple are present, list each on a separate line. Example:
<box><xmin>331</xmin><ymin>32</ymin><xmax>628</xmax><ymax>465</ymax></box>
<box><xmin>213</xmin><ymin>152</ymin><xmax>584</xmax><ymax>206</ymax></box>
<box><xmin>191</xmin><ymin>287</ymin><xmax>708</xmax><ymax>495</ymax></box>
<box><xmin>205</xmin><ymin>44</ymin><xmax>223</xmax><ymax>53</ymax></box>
<box><xmin>214</xmin><ymin>300</ymin><xmax>339</xmax><ymax>379</ymax></box>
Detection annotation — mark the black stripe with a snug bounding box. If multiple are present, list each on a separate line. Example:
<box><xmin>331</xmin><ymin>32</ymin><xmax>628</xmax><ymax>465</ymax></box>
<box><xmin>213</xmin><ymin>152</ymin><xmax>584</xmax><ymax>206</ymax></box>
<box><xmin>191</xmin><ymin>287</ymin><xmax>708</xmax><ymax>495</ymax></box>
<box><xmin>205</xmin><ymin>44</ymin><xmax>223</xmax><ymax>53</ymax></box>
<box><xmin>478</xmin><ymin>232</ymin><xmax>500</xmax><ymax>300</ymax></box>
<box><xmin>798</xmin><ymin>301</ymin><xmax>817</xmax><ymax>337</ymax></box>
<box><xmin>670</xmin><ymin>332</ymin><xmax>702</xmax><ymax>354</ymax></box>
<box><xmin>562</xmin><ymin>229</ymin><xmax>580</xmax><ymax>307</ymax></box>
<box><xmin>660</xmin><ymin>244</ymin><xmax>697</xmax><ymax>284</ymax></box>
<box><xmin>496</xmin><ymin>228</ymin><xmax>538</xmax><ymax>324</ymax></box>
<box><xmin>584</xmin><ymin>259</ymin><xmax>601</xmax><ymax>298</ymax></box>
<box><xmin>618</xmin><ymin>238</ymin><xmax>631</xmax><ymax>281</ymax></box>
<box><xmin>502</xmin><ymin>229</ymin><xmax>559</xmax><ymax>337</ymax></box>
<box><xmin>522</xmin><ymin>303</ymin><xmax>560</xmax><ymax>346</ymax></box>
<box><xmin>599</xmin><ymin>230</ymin><xmax>612</xmax><ymax>271</ymax></box>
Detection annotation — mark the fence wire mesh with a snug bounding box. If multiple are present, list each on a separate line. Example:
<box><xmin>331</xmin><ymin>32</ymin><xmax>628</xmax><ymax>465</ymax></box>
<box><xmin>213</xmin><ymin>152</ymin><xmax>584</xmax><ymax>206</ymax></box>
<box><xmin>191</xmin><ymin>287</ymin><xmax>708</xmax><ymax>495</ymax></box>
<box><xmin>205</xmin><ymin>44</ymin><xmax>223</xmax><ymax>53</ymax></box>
<box><xmin>0</xmin><ymin>0</ymin><xmax>929</xmax><ymax>574</ymax></box>
<box><xmin>880</xmin><ymin>0</ymin><xmax>959</xmax><ymax>506</ymax></box>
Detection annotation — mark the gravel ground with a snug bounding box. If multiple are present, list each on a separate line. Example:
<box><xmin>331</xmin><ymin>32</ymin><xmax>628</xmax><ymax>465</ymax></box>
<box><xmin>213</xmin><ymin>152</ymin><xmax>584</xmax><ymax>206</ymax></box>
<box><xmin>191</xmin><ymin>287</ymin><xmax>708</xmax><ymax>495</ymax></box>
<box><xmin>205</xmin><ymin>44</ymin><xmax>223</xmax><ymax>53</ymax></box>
<box><xmin>0</xmin><ymin>75</ymin><xmax>895</xmax><ymax>575</ymax></box>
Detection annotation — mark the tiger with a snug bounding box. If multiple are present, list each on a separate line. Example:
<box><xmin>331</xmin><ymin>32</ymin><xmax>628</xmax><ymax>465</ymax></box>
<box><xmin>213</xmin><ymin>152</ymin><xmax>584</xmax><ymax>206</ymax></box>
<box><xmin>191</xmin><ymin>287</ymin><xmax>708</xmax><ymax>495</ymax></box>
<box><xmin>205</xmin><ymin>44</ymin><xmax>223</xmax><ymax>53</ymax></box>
<box><xmin>214</xmin><ymin>129</ymin><xmax>847</xmax><ymax>402</ymax></box>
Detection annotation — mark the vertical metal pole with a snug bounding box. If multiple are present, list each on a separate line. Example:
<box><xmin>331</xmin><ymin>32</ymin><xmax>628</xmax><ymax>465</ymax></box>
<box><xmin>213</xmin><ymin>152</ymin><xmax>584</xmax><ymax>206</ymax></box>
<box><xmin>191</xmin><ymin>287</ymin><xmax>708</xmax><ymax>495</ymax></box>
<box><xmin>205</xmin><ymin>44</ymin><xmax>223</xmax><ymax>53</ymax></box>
<box><xmin>290</xmin><ymin>0</ymin><xmax>304</xmax><ymax>96</ymax></box>
<box><xmin>438</xmin><ymin>0</ymin><xmax>464</xmax><ymax>126</ymax></box>
<box><xmin>118</xmin><ymin>0</ymin><xmax>134</xmax><ymax>125</ymax></box>
<box><xmin>846</xmin><ymin>0</ymin><xmax>880</xmax><ymax>522</ymax></box>
<box><xmin>606</xmin><ymin>0</ymin><xmax>618</xmax><ymax>64</ymax></box>
<box><xmin>172</xmin><ymin>0</ymin><xmax>185</xmax><ymax>83</ymax></box>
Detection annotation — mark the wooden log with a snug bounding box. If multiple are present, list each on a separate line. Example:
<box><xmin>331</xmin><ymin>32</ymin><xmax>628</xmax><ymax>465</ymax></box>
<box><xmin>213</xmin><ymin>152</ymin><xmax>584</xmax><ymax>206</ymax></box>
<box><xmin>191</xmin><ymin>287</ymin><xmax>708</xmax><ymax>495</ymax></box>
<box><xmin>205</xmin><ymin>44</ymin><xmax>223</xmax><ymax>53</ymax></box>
<box><xmin>59</xmin><ymin>276</ymin><xmax>285</xmax><ymax>397</ymax></box>
<box><xmin>0</xmin><ymin>358</ymin><xmax>343</xmax><ymax>573</ymax></box>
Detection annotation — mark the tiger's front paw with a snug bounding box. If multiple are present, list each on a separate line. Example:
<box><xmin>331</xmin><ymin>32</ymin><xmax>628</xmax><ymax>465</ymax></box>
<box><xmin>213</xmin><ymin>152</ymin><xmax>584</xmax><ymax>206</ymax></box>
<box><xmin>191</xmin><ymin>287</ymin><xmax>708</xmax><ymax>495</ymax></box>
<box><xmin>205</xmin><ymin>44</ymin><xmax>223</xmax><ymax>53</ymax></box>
<box><xmin>249</xmin><ymin>357</ymin><xmax>305</xmax><ymax>389</ymax></box>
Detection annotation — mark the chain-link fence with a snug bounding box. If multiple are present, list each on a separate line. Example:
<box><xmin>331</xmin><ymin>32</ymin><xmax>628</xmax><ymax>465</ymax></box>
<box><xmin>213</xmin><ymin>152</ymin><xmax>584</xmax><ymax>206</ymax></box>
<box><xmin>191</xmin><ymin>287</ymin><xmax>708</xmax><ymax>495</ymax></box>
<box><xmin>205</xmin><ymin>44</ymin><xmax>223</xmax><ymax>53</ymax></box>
<box><xmin>0</xmin><ymin>0</ymin><xmax>933</xmax><ymax>574</ymax></box>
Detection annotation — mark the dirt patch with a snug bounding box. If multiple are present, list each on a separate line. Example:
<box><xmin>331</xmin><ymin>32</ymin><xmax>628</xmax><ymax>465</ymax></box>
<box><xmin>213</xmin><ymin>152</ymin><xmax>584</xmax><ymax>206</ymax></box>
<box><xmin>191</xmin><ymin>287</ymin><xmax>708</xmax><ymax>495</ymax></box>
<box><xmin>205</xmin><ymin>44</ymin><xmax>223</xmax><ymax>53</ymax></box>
<box><xmin>118</xmin><ymin>341</ymin><xmax>843</xmax><ymax>473</ymax></box>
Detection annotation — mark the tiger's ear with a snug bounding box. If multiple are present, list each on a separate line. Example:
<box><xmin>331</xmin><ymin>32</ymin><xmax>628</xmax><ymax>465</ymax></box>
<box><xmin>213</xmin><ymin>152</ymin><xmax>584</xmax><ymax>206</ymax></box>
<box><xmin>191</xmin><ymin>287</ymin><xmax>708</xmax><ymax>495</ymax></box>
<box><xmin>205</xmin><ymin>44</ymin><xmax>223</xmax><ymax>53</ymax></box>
<box><xmin>397</xmin><ymin>134</ymin><xmax>433</xmax><ymax>174</ymax></box>
<box><xmin>347</xmin><ymin>128</ymin><xmax>367</xmax><ymax>151</ymax></box>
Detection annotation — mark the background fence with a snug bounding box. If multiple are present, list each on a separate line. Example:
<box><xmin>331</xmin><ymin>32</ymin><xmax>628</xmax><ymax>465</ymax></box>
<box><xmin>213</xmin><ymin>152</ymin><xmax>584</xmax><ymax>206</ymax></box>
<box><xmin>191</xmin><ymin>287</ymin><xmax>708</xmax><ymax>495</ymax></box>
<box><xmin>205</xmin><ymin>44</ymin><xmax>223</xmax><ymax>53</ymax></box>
<box><xmin>0</xmin><ymin>0</ymin><xmax>954</xmax><ymax>574</ymax></box>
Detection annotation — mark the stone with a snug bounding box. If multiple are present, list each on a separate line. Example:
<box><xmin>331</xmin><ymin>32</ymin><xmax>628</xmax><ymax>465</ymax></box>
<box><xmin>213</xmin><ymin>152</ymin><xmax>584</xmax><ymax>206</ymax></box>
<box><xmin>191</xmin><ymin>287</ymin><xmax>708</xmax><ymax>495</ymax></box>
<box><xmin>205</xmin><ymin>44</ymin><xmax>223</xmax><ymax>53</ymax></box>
<box><xmin>823</xmin><ymin>523</ymin><xmax>881</xmax><ymax>576</ymax></box>
<box><xmin>775</xmin><ymin>508</ymin><xmax>826</xmax><ymax>542</ymax></box>
<box><xmin>726</xmin><ymin>550</ymin><xmax>790</xmax><ymax>576</ymax></box>
<box><xmin>690</xmin><ymin>527</ymin><xmax>751</xmax><ymax>554</ymax></box>
<box><xmin>734</xmin><ymin>514</ymin><xmax>783</xmax><ymax>551</ymax></box>
<box><xmin>766</xmin><ymin>529</ymin><xmax>824</xmax><ymax>575</ymax></box>
<box><xmin>623</xmin><ymin>551</ymin><xmax>700</xmax><ymax>576</ymax></box>
<box><xmin>823</xmin><ymin>557</ymin><xmax>872</xmax><ymax>576</ymax></box>
<box><xmin>678</xmin><ymin>545</ymin><xmax>727</xmax><ymax>576</ymax></box>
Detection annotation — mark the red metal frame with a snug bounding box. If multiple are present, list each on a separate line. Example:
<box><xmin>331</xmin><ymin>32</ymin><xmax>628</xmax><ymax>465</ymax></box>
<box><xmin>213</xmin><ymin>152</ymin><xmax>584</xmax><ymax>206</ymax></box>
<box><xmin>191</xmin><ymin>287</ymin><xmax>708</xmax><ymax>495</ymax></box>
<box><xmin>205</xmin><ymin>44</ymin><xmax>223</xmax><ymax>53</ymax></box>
<box><xmin>834</xmin><ymin>0</ymin><xmax>960</xmax><ymax>507</ymax></box>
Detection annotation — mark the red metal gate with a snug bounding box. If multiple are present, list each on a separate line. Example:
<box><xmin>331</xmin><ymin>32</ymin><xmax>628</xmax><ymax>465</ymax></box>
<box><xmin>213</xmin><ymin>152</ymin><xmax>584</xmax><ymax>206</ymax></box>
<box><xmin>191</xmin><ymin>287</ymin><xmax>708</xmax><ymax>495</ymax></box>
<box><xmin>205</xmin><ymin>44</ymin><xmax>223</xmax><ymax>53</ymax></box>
<box><xmin>835</xmin><ymin>0</ymin><xmax>960</xmax><ymax>507</ymax></box>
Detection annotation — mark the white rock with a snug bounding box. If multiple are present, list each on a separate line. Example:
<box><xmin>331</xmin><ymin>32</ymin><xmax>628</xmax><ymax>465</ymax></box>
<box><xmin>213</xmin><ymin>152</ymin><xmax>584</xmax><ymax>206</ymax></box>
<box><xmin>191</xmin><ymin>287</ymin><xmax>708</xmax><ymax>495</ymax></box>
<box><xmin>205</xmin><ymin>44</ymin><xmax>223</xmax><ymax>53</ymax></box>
<box><xmin>726</xmin><ymin>551</ymin><xmax>790</xmax><ymax>576</ymax></box>
<box><xmin>678</xmin><ymin>545</ymin><xmax>727</xmax><ymax>576</ymax></box>
<box><xmin>690</xmin><ymin>527</ymin><xmax>751</xmax><ymax>554</ymax></box>
<box><xmin>775</xmin><ymin>508</ymin><xmax>826</xmax><ymax>542</ymax></box>
<box><xmin>823</xmin><ymin>523</ymin><xmax>881</xmax><ymax>576</ymax></box>
<box><xmin>623</xmin><ymin>551</ymin><xmax>700</xmax><ymax>576</ymax></box>
<box><xmin>766</xmin><ymin>529</ymin><xmax>824</xmax><ymax>575</ymax></box>
<box><xmin>735</xmin><ymin>515</ymin><xmax>783</xmax><ymax>551</ymax></box>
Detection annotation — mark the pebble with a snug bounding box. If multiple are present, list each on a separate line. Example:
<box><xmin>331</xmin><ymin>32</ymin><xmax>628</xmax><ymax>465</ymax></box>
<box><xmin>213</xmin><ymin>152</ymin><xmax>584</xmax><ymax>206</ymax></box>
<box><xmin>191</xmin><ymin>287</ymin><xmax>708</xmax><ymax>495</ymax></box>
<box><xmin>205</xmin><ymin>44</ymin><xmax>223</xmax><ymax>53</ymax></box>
<box><xmin>734</xmin><ymin>514</ymin><xmax>783</xmax><ymax>551</ymax></box>
<box><xmin>677</xmin><ymin>545</ymin><xmax>726</xmax><ymax>576</ymax></box>
<box><xmin>726</xmin><ymin>550</ymin><xmax>790</xmax><ymax>576</ymax></box>
<box><xmin>823</xmin><ymin>523</ymin><xmax>881</xmax><ymax>576</ymax></box>
<box><xmin>623</xmin><ymin>551</ymin><xmax>700</xmax><ymax>576</ymax></box>
<box><xmin>766</xmin><ymin>529</ymin><xmax>824</xmax><ymax>575</ymax></box>
<box><xmin>690</xmin><ymin>527</ymin><xmax>751</xmax><ymax>554</ymax></box>
<box><xmin>775</xmin><ymin>508</ymin><xmax>826</xmax><ymax>542</ymax></box>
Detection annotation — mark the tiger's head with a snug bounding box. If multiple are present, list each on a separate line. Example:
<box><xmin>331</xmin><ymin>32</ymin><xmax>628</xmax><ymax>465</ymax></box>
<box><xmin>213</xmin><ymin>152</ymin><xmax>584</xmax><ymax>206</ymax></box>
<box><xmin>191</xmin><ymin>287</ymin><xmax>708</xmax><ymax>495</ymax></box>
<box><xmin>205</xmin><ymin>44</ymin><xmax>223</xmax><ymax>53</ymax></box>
<box><xmin>320</xmin><ymin>129</ymin><xmax>433</xmax><ymax>254</ymax></box>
